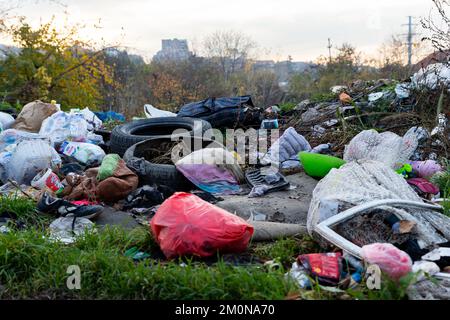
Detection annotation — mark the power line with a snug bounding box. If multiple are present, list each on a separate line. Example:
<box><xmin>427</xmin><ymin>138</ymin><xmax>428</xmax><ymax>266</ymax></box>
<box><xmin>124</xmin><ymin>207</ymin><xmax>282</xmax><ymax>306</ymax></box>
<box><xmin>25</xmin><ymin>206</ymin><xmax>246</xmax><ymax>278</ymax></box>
<box><xmin>327</xmin><ymin>38</ymin><xmax>332</xmax><ymax>63</ymax></box>
<box><xmin>401</xmin><ymin>16</ymin><xmax>418</xmax><ymax>66</ymax></box>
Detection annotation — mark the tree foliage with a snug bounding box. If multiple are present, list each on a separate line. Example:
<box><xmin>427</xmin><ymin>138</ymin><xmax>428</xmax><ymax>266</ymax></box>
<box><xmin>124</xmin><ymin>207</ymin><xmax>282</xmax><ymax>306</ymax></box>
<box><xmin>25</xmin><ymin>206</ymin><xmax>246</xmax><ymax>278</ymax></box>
<box><xmin>0</xmin><ymin>19</ymin><xmax>113</xmax><ymax>110</ymax></box>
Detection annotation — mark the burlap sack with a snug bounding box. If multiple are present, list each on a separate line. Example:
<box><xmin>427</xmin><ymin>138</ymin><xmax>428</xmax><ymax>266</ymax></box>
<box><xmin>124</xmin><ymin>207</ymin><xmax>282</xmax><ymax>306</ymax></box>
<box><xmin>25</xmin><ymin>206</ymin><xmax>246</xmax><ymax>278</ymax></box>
<box><xmin>13</xmin><ymin>100</ymin><xmax>58</xmax><ymax>132</ymax></box>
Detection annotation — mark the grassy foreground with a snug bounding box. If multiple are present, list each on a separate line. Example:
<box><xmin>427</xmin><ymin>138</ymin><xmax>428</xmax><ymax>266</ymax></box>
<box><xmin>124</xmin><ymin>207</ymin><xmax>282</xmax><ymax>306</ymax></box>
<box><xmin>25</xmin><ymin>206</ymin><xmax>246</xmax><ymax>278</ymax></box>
<box><xmin>0</xmin><ymin>196</ymin><xmax>417</xmax><ymax>300</ymax></box>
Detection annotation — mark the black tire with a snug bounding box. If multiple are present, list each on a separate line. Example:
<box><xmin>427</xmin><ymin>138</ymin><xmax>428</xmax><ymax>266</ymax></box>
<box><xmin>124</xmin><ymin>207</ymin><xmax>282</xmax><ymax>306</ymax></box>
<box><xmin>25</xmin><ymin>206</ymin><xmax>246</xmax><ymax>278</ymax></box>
<box><xmin>124</xmin><ymin>136</ymin><xmax>224</xmax><ymax>191</ymax></box>
<box><xmin>110</xmin><ymin>117</ymin><xmax>211</xmax><ymax>156</ymax></box>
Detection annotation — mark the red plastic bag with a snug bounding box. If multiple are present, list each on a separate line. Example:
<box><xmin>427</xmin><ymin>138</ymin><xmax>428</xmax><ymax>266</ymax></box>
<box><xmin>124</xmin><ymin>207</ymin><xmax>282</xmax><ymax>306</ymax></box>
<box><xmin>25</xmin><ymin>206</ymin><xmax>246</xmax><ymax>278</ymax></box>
<box><xmin>150</xmin><ymin>192</ymin><xmax>254</xmax><ymax>259</ymax></box>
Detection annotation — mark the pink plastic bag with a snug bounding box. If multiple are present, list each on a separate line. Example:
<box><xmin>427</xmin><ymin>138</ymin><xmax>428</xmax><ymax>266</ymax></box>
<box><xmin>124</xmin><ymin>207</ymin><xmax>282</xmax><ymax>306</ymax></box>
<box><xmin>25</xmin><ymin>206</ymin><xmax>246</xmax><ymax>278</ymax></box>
<box><xmin>151</xmin><ymin>192</ymin><xmax>254</xmax><ymax>259</ymax></box>
<box><xmin>361</xmin><ymin>243</ymin><xmax>412</xmax><ymax>280</ymax></box>
<box><xmin>409</xmin><ymin>160</ymin><xmax>442</xmax><ymax>179</ymax></box>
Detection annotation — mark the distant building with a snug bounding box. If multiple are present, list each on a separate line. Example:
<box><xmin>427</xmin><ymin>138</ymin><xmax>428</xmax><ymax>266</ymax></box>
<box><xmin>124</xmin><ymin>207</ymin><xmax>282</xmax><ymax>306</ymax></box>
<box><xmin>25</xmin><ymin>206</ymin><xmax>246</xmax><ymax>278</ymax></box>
<box><xmin>0</xmin><ymin>44</ymin><xmax>21</xmax><ymax>60</ymax></box>
<box><xmin>153</xmin><ymin>39</ymin><xmax>192</xmax><ymax>62</ymax></box>
<box><xmin>251</xmin><ymin>59</ymin><xmax>315</xmax><ymax>85</ymax></box>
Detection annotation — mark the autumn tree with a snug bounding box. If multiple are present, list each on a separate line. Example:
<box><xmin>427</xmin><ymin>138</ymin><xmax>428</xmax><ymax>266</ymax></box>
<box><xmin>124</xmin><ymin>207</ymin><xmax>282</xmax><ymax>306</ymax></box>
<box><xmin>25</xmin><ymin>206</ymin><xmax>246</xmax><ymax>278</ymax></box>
<box><xmin>0</xmin><ymin>18</ymin><xmax>114</xmax><ymax>109</ymax></box>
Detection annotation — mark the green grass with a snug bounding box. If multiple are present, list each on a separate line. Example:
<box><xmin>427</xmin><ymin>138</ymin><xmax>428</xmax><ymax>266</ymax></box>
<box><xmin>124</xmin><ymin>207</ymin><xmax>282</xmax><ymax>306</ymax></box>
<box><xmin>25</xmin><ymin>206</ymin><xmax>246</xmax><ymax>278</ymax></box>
<box><xmin>0</xmin><ymin>196</ymin><xmax>50</xmax><ymax>227</ymax></box>
<box><xmin>251</xmin><ymin>236</ymin><xmax>321</xmax><ymax>267</ymax></box>
<box><xmin>279</xmin><ymin>102</ymin><xmax>297</xmax><ymax>113</ymax></box>
<box><xmin>0</xmin><ymin>225</ymin><xmax>298</xmax><ymax>299</ymax></box>
<box><xmin>310</xmin><ymin>92</ymin><xmax>337</xmax><ymax>103</ymax></box>
<box><xmin>0</xmin><ymin>197</ymin><xmax>421</xmax><ymax>300</ymax></box>
<box><xmin>430</xmin><ymin>165</ymin><xmax>450</xmax><ymax>217</ymax></box>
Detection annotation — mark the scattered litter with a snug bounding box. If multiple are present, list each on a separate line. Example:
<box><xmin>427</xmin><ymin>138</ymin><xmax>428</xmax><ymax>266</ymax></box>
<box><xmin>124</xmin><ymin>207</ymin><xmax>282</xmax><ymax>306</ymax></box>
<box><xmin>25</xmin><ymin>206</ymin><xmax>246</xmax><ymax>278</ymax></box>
<box><xmin>368</xmin><ymin>92</ymin><xmax>385</xmax><ymax>102</ymax></box>
<box><xmin>144</xmin><ymin>104</ymin><xmax>176</xmax><ymax>118</ymax></box>
<box><xmin>409</xmin><ymin>160</ymin><xmax>442</xmax><ymax>179</ymax></box>
<box><xmin>7</xmin><ymin>140</ymin><xmax>61</xmax><ymax>185</ymax></box>
<box><xmin>48</xmin><ymin>217</ymin><xmax>95</xmax><ymax>244</ymax></box>
<box><xmin>286</xmin><ymin>261</ymin><xmax>312</xmax><ymax>289</ymax></box>
<box><xmin>298</xmin><ymin>252</ymin><xmax>342</xmax><ymax>286</ymax></box>
<box><xmin>13</xmin><ymin>100</ymin><xmax>58</xmax><ymax>133</ymax></box>
<box><xmin>39</xmin><ymin>111</ymin><xmax>91</xmax><ymax>146</ymax></box>
<box><xmin>124</xmin><ymin>247</ymin><xmax>151</xmax><ymax>260</ymax></box>
<box><xmin>343</xmin><ymin>129</ymin><xmax>418</xmax><ymax>169</ymax></box>
<box><xmin>261</xmin><ymin>127</ymin><xmax>311</xmax><ymax>169</ymax></box>
<box><xmin>59</xmin><ymin>141</ymin><xmax>105</xmax><ymax>166</ymax></box>
<box><xmin>0</xmin><ymin>112</ymin><xmax>15</xmax><ymax>131</ymax></box>
<box><xmin>94</xmin><ymin>111</ymin><xmax>125</xmax><ymax>122</ymax></box>
<box><xmin>395</xmin><ymin>83</ymin><xmax>411</xmax><ymax>99</ymax></box>
<box><xmin>339</xmin><ymin>92</ymin><xmax>352</xmax><ymax>104</ymax></box>
<box><xmin>361</xmin><ymin>243</ymin><xmax>412</xmax><ymax>281</ymax></box>
<box><xmin>31</xmin><ymin>168</ymin><xmax>64</xmax><ymax>192</ymax></box>
<box><xmin>246</xmin><ymin>168</ymin><xmax>289</xmax><ymax>197</ymax></box>
<box><xmin>412</xmin><ymin>261</ymin><xmax>440</xmax><ymax>281</ymax></box>
<box><xmin>411</xmin><ymin>62</ymin><xmax>450</xmax><ymax>90</ymax></box>
<box><xmin>123</xmin><ymin>185</ymin><xmax>165</xmax><ymax>211</ymax></box>
<box><xmin>299</xmin><ymin>152</ymin><xmax>345</xmax><ymax>178</ymax></box>
<box><xmin>175</xmin><ymin>147</ymin><xmax>243</xmax><ymax>195</ymax></box>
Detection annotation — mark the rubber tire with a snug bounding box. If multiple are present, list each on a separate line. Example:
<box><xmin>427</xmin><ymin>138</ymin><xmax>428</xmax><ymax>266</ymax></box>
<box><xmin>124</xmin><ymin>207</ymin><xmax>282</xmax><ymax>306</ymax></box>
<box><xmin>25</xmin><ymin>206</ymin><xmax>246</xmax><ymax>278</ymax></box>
<box><xmin>123</xmin><ymin>136</ymin><xmax>224</xmax><ymax>191</ymax></box>
<box><xmin>110</xmin><ymin>117</ymin><xmax>211</xmax><ymax>156</ymax></box>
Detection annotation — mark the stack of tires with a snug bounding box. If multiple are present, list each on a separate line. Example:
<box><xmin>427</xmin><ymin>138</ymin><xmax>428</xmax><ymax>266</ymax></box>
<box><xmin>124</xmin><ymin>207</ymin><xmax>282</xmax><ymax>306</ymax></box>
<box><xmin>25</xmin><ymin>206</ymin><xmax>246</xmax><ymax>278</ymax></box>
<box><xmin>109</xmin><ymin>117</ymin><xmax>213</xmax><ymax>191</ymax></box>
<box><xmin>109</xmin><ymin>117</ymin><xmax>211</xmax><ymax>156</ymax></box>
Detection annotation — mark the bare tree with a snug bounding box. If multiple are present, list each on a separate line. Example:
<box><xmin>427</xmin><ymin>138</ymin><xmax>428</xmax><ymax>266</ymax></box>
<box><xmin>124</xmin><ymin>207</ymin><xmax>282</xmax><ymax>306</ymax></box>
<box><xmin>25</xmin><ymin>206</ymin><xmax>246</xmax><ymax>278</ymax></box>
<box><xmin>422</xmin><ymin>0</ymin><xmax>450</xmax><ymax>53</ymax></box>
<box><xmin>203</xmin><ymin>30</ymin><xmax>256</xmax><ymax>81</ymax></box>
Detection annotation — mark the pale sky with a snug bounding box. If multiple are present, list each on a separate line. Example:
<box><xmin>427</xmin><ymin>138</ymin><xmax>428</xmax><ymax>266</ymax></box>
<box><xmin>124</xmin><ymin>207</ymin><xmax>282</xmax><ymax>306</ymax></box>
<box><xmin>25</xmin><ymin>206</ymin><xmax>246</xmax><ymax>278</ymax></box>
<box><xmin>1</xmin><ymin>0</ymin><xmax>435</xmax><ymax>62</ymax></box>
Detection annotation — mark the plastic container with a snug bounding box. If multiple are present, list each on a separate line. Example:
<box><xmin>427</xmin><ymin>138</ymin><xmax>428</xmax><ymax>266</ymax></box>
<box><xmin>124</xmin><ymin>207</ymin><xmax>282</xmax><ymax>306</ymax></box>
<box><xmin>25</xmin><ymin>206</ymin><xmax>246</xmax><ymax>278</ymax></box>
<box><xmin>31</xmin><ymin>168</ymin><xmax>64</xmax><ymax>192</ymax></box>
<box><xmin>298</xmin><ymin>151</ymin><xmax>346</xmax><ymax>178</ymax></box>
<box><xmin>260</xmin><ymin>119</ymin><xmax>279</xmax><ymax>129</ymax></box>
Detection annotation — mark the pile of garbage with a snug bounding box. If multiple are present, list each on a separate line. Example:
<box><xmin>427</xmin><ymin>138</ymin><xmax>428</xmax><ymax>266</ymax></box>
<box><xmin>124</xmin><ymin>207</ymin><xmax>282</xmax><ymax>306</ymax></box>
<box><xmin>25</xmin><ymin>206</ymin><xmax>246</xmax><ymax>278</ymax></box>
<box><xmin>0</xmin><ymin>62</ymin><xmax>449</xmax><ymax>300</ymax></box>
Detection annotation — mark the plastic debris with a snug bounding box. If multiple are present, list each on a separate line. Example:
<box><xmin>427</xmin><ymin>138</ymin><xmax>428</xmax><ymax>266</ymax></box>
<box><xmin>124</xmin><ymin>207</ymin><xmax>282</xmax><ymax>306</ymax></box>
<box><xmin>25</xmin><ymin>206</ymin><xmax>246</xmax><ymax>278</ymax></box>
<box><xmin>48</xmin><ymin>217</ymin><xmax>95</xmax><ymax>244</ymax></box>
<box><xmin>361</xmin><ymin>243</ymin><xmax>412</xmax><ymax>280</ymax></box>
<box><xmin>59</xmin><ymin>141</ymin><xmax>106</xmax><ymax>166</ymax></box>
<box><xmin>7</xmin><ymin>140</ymin><xmax>61</xmax><ymax>185</ymax></box>
<box><xmin>144</xmin><ymin>104</ymin><xmax>176</xmax><ymax>118</ymax></box>
<box><xmin>412</xmin><ymin>261</ymin><xmax>440</xmax><ymax>281</ymax></box>
<box><xmin>150</xmin><ymin>192</ymin><xmax>254</xmax><ymax>258</ymax></box>
<box><xmin>343</xmin><ymin>129</ymin><xmax>418</xmax><ymax>169</ymax></box>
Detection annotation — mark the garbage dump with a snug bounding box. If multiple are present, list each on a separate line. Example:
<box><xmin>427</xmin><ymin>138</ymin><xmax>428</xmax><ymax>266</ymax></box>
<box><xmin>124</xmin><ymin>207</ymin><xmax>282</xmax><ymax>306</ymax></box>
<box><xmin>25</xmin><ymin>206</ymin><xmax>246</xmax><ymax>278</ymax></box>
<box><xmin>0</xmin><ymin>70</ymin><xmax>449</xmax><ymax>301</ymax></box>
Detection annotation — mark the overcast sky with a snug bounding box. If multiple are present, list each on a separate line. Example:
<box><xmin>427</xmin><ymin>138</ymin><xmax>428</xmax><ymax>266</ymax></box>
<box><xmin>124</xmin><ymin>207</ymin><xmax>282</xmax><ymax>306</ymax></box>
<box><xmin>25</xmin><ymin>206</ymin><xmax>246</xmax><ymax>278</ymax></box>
<box><xmin>3</xmin><ymin>0</ymin><xmax>435</xmax><ymax>62</ymax></box>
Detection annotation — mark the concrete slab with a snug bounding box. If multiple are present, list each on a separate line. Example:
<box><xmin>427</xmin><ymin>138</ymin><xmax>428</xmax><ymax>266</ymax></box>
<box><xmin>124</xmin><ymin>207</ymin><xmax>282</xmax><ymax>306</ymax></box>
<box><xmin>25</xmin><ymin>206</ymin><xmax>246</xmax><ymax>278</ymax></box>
<box><xmin>216</xmin><ymin>172</ymin><xmax>318</xmax><ymax>224</ymax></box>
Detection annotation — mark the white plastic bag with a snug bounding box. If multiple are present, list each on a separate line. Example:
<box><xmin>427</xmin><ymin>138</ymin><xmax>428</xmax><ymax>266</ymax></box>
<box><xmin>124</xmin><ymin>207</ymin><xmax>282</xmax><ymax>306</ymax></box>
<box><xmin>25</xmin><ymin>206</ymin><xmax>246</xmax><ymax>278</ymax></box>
<box><xmin>70</xmin><ymin>107</ymin><xmax>102</xmax><ymax>131</ymax></box>
<box><xmin>0</xmin><ymin>112</ymin><xmax>15</xmax><ymax>130</ymax></box>
<box><xmin>144</xmin><ymin>104</ymin><xmax>176</xmax><ymax>118</ymax></box>
<box><xmin>343</xmin><ymin>129</ymin><xmax>418</xmax><ymax>169</ymax></box>
<box><xmin>7</xmin><ymin>140</ymin><xmax>61</xmax><ymax>185</ymax></box>
<box><xmin>411</xmin><ymin>63</ymin><xmax>450</xmax><ymax>90</ymax></box>
<box><xmin>39</xmin><ymin>111</ymin><xmax>89</xmax><ymax>146</ymax></box>
<box><xmin>0</xmin><ymin>129</ymin><xmax>49</xmax><ymax>152</ymax></box>
<box><xmin>59</xmin><ymin>141</ymin><xmax>105</xmax><ymax>166</ymax></box>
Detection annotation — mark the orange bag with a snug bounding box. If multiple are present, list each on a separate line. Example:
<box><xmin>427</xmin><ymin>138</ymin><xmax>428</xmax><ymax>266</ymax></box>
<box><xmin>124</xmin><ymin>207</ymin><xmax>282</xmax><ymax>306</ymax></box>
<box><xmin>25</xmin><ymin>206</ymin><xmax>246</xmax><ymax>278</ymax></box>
<box><xmin>339</xmin><ymin>92</ymin><xmax>352</xmax><ymax>104</ymax></box>
<box><xmin>151</xmin><ymin>192</ymin><xmax>254</xmax><ymax>259</ymax></box>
